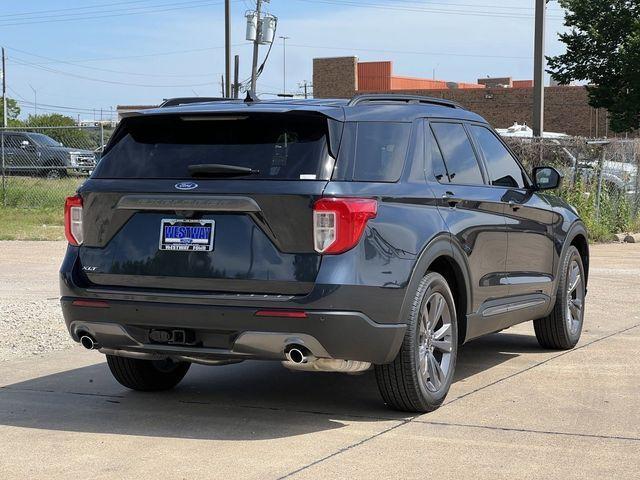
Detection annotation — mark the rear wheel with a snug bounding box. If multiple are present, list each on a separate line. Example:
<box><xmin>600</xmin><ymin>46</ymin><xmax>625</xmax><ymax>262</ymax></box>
<box><xmin>534</xmin><ymin>246</ymin><xmax>585</xmax><ymax>349</ymax></box>
<box><xmin>375</xmin><ymin>272</ymin><xmax>458</xmax><ymax>413</ymax></box>
<box><xmin>106</xmin><ymin>355</ymin><xmax>190</xmax><ymax>391</ymax></box>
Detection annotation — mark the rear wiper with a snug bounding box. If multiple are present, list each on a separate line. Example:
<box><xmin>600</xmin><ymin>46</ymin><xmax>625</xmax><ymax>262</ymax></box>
<box><xmin>188</xmin><ymin>164</ymin><xmax>260</xmax><ymax>177</ymax></box>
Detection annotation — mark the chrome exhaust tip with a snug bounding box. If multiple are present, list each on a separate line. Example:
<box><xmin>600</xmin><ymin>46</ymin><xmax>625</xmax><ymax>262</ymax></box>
<box><xmin>285</xmin><ymin>345</ymin><xmax>310</xmax><ymax>364</ymax></box>
<box><xmin>79</xmin><ymin>334</ymin><xmax>97</xmax><ymax>350</ymax></box>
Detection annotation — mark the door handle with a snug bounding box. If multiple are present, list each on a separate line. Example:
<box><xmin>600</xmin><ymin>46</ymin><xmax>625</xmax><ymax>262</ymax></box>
<box><xmin>443</xmin><ymin>191</ymin><xmax>461</xmax><ymax>207</ymax></box>
<box><xmin>508</xmin><ymin>200</ymin><xmax>521</xmax><ymax>212</ymax></box>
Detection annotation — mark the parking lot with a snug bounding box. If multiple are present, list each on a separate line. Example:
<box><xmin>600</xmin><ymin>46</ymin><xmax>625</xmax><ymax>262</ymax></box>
<box><xmin>0</xmin><ymin>240</ymin><xmax>638</xmax><ymax>479</ymax></box>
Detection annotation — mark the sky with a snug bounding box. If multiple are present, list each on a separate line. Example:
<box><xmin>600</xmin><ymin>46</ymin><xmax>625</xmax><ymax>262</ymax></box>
<box><xmin>0</xmin><ymin>0</ymin><xmax>570</xmax><ymax>121</ymax></box>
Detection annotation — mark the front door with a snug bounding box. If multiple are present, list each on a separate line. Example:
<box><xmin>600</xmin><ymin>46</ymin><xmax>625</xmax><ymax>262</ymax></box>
<box><xmin>467</xmin><ymin>125</ymin><xmax>555</xmax><ymax>299</ymax></box>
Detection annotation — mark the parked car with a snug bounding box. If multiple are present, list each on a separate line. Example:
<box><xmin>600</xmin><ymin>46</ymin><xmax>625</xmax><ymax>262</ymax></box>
<box><xmin>0</xmin><ymin>131</ymin><xmax>96</xmax><ymax>179</ymax></box>
<box><xmin>59</xmin><ymin>94</ymin><xmax>589</xmax><ymax>412</ymax></box>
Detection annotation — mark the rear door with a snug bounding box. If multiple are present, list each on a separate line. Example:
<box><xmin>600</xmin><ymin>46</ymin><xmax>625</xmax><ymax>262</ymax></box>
<box><xmin>78</xmin><ymin>111</ymin><xmax>338</xmax><ymax>296</ymax></box>
<box><xmin>427</xmin><ymin>121</ymin><xmax>509</xmax><ymax>317</ymax></box>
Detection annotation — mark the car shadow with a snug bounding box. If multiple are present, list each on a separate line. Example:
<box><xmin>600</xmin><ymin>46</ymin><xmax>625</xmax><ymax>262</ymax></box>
<box><xmin>0</xmin><ymin>331</ymin><xmax>539</xmax><ymax>441</ymax></box>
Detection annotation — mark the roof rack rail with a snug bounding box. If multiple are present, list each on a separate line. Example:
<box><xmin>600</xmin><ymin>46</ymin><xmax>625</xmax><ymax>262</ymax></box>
<box><xmin>348</xmin><ymin>94</ymin><xmax>461</xmax><ymax>109</ymax></box>
<box><xmin>159</xmin><ymin>97</ymin><xmax>229</xmax><ymax>108</ymax></box>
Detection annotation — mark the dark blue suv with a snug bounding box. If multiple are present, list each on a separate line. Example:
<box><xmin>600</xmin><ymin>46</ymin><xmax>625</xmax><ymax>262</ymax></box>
<box><xmin>60</xmin><ymin>94</ymin><xmax>589</xmax><ymax>412</ymax></box>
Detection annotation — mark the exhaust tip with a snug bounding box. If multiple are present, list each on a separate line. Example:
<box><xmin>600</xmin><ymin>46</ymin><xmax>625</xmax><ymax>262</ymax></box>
<box><xmin>79</xmin><ymin>334</ymin><xmax>97</xmax><ymax>350</ymax></box>
<box><xmin>285</xmin><ymin>345</ymin><xmax>311</xmax><ymax>364</ymax></box>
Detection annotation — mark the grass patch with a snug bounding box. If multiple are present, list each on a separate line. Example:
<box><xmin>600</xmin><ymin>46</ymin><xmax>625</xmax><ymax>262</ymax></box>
<box><xmin>0</xmin><ymin>207</ymin><xmax>65</xmax><ymax>240</ymax></box>
<box><xmin>0</xmin><ymin>176</ymin><xmax>82</xmax><ymax>240</ymax></box>
<box><xmin>1</xmin><ymin>176</ymin><xmax>84</xmax><ymax>209</ymax></box>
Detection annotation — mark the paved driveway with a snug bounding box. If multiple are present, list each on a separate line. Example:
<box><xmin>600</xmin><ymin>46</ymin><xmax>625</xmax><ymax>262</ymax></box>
<box><xmin>0</xmin><ymin>242</ymin><xmax>638</xmax><ymax>479</ymax></box>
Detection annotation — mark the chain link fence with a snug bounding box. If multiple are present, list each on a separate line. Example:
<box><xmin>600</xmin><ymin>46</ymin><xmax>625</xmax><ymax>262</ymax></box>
<box><xmin>0</xmin><ymin>125</ymin><xmax>113</xmax><ymax>209</ymax></box>
<box><xmin>504</xmin><ymin>136</ymin><xmax>640</xmax><ymax>239</ymax></box>
<box><xmin>0</xmin><ymin>124</ymin><xmax>638</xmax><ymax>241</ymax></box>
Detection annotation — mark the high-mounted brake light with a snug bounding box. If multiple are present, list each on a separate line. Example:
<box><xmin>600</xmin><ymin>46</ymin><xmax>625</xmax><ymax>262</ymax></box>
<box><xmin>64</xmin><ymin>195</ymin><xmax>83</xmax><ymax>246</ymax></box>
<box><xmin>313</xmin><ymin>198</ymin><xmax>377</xmax><ymax>254</ymax></box>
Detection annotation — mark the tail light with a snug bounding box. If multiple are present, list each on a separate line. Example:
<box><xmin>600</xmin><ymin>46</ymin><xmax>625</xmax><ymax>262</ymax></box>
<box><xmin>64</xmin><ymin>195</ymin><xmax>83</xmax><ymax>245</ymax></box>
<box><xmin>313</xmin><ymin>198</ymin><xmax>377</xmax><ymax>254</ymax></box>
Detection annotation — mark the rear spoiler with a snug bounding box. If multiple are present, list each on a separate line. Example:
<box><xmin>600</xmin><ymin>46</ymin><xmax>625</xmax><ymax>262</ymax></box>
<box><xmin>101</xmin><ymin>110</ymin><xmax>344</xmax><ymax>160</ymax></box>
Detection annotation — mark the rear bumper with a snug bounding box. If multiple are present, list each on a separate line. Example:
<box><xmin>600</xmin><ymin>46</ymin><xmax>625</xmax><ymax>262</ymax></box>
<box><xmin>61</xmin><ymin>298</ymin><xmax>406</xmax><ymax>364</ymax></box>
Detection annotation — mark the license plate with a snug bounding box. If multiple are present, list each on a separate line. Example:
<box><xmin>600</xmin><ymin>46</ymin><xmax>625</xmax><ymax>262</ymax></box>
<box><xmin>159</xmin><ymin>219</ymin><xmax>215</xmax><ymax>252</ymax></box>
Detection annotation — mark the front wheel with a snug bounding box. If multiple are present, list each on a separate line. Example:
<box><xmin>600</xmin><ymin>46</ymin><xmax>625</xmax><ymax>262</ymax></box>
<box><xmin>375</xmin><ymin>272</ymin><xmax>458</xmax><ymax>413</ymax></box>
<box><xmin>106</xmin><ymin>355</ymin><xmax>190</xmax><ymax>391</ymax></box>
<box><xmin>534</xmin><ymin>246</ymin><xmax>586</xmax><ymax>349</ymax></box>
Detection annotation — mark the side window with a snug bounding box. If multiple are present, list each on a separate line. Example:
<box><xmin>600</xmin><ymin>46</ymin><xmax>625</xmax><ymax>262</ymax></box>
<box><xmin>353</xmin><ymin>122</ymin><xmax>411</xmax><ymax>182</ymax></box>
<box><xmin>425</xmin><ymin>125</ymin><xmax>448</xmax><ymax>182</ymax></box>
<box><xmin>4</xmin><ymin>135</ymin><xmax>21</xmax><ymax>148</ymax></box>
<box><xmin>431</xmin><ymin>122</ymin><xmax>484</xmax><ymax>185</ymax></box>
<box><xmin>470</xmin><ymin>125</ymin><xmax>527</xmax><ymax>189</ymax></box>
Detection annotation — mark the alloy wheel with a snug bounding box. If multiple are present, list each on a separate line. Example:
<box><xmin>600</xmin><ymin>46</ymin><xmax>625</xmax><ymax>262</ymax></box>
<box><xmin>418</xmin><ymin>292</ymin><xmax>454</xmax><ymax>392</ymax></box>
<box><xmin>566</xmin><ymin>258</ymin><xmax>584</xmax><ymax>335</ymax></box>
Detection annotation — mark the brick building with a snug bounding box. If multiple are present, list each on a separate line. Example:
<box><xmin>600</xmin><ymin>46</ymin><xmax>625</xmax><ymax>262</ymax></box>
<box><xmin>313</xmin><ymin>56</ymin><xmax>617</xmax><ymax>138</ymax></box>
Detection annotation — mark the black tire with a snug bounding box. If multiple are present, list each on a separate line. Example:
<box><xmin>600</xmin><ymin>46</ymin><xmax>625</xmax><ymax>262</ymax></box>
<box><xmin>45</xmin><ymin>168</ymin><xmax>65</xmax><ymax>180</ymax></box>
<box><xmin>106</xmin><ymin>355</ymin><xmax>190</xmax><ymax>391</ymax></box>
<box><xmin>375</xmin><ymin>272</ymin><xmax>458</xmax><ymax>413</ymax></box>
<box><xmin>534</xmin><ymin>246</ymin><xmax>586</xmax><ymax>350</ymax></box>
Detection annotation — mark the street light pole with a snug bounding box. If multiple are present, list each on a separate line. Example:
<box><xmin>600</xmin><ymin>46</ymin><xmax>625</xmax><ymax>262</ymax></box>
<box><xmin>224</xmin><ymin>0</ymin><xmax>231</xmax><ymax>98</ymax></box>
<box><xmin>533</xmin><ymin>0</ymin><xmax>547</xmax><ymax>138</ymax></box>
<box><xmin>279</xmin><ymin>36</ymin><xmax>290</xmax><ymax>96</ymax></box>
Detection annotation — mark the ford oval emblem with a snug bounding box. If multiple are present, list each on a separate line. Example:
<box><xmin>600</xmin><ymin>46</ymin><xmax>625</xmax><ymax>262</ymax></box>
<box><xmin>175</xmin><ymin>182</ymin><xmax>198</xmax><ymax>191</ymax></box>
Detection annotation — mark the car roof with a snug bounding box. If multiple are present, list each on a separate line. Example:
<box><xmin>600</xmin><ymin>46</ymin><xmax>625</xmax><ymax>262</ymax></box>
<box><xmin>134</xmin><ymin>95</ymin><xmax>487</xmax><ymax>124</ymax></box>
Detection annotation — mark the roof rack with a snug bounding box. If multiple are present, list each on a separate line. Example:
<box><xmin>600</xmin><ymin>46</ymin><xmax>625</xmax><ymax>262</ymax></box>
<box><xmin>159</xmin><ymin>97</ymin><xmax>229</xmax><ymax>108</ymax></box>
<box><xmin>348</xmin><ymin>94</ymin><xmax>461</xmax><ymax>109</ymax></box>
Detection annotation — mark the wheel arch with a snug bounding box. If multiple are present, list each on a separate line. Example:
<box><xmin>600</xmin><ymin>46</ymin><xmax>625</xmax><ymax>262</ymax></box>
<box><xmin>563</xmin><ymin>222</ymin><xmax>590</xmax><ymax>289</ymax></box>
<box><xmin>400</xmin><ymin>234</ymin><xmax>473</xmax><ymax>344</ymax></box>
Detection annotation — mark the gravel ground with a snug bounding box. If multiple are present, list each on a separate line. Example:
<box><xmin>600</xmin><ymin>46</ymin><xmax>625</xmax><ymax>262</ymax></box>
<box><xmin>0</xmin><ymin>241</ymin><xmax>75</xmax><ymax>361</ymax></box>
<box><xmin>0</xmin><ymin>301</ymin><xmax>74</xmax><ymax>361</ymax></box>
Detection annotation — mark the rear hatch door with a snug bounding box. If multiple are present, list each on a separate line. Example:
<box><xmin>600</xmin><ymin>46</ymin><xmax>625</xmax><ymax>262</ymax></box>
<box><xmin>77</xmin><ymin>110</ymin><xmax>342</xmax><ymax>296</ymax></box>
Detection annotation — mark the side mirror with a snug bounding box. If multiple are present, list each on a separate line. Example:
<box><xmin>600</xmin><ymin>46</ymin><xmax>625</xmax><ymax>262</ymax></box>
<box><xmin>532</xmin><ymin>166</ymin><xmax>562</xmax><ymax>190</ymax></box>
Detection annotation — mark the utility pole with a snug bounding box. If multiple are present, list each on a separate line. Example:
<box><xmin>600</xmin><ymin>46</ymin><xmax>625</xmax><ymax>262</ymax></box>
<box><xmin>233</xmin><ymin>54</ymin><xmax>240</xmax><ymax>98</ymax></box>
<box><xmin>533</xmin><ymin>0</ymin><xmax>547</xmax><ymax>137</ymax></box>
<box><xmin>224</xmin><ymin>0</ymin><xmax>231</xmax><ymax>97</ymax></box>
<box><xmin>299</xmin><ymin>80</ymin><xmax>312</xmax><ymax>99</ymax></box>
<box><xmin>2</xmin><ymin>47</ymin><xmax>7</xmax><ymax>128</ymax></box>
<box><xmin>279</xmin><ymin>36</ymin><xmax>290</xmax><ymax>95</ymax></box>
<box><xmin>250</xmin><ymin>0</ymin><xmax>264</xmax><ymax>92</ymax></box>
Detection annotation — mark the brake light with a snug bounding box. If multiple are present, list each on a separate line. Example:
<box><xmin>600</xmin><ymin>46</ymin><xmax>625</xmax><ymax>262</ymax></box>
<box><xmin>313</xmin><ymin>198</ymin><xmax>377</xmax><ymax>254</ymax></box>
<box><xmin>64</xmin><ymin>195</ymin><xmax>83</xmax><ymax>245</ymax></box>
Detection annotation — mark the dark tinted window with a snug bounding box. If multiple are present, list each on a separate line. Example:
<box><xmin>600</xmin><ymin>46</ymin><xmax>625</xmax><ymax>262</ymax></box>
<box><xmin>431</xmin><ymin>123</ymin><xmax>484</xmax><ymax>185</ymax></box>
<box><xmin>3</xmin><ymin>134</ymin><xmax>26</xmax><ymax>148</ymax></box>
<box><xmin>353</xmin><ymin>122</ymin><xmax>410</xmax><ymax>182</ymax></box>
<box><xmin>426</xmin><ymin>126</ymin><xmax>448</xmax><ymax>182</ymax></box>
<box><xmin>470</xmin><ymin>126</ymin><xmax>527</xmax><ymax>188</ymax></box>
<box><xmin>94</xmin><ymin>113</ymin><xmax>331</xmax><ymax>180</ymax></box>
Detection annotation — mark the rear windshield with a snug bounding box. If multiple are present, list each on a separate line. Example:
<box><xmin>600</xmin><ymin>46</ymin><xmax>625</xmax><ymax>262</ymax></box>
<box><xmin>93</xmin><ymin>113</ymin><xmax>332</xmax><ymax>180</ymax></box>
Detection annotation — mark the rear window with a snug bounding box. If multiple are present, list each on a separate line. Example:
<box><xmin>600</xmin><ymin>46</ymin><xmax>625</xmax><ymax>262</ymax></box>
<box><xmin>93</xmin><ymin>113</ymin><xmax>332</xmax><ymax>180</ymax></box>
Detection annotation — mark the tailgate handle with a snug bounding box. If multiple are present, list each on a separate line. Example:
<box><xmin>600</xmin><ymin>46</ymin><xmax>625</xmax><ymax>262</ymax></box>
<box><xmin>116</xmin><ymin>195</ymin><xmax>261</xmax><ymax>212</ymax></box>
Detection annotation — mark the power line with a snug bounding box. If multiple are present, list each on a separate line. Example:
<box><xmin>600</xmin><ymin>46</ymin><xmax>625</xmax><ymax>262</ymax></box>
<box><xmin>9</xmin><ymin>56</ymin><xmax>219</xmax><ymax>88</ymax></box>
<box><xmin>0</xmin><ymin>0</ymin><xmax>160</xmax><ymax>19</ymax></box>
<box><xmin>286</xmin><ymin>42</ymin><xmax>531</xmax><ymax>60</ymax></box>
<box><xmin>0</xmin><ymin>0</ymin><xmax>233</xmax><ymax>27</ymax></box>
<box><xmin>5</xmin><ymin>46</ymin><xmax>227</xmax><ymax>79</ymax></box>
<box><xmin>294</xmin><ymin>0</ymin><xmax>565</xmax><ymax>20</ymax></box>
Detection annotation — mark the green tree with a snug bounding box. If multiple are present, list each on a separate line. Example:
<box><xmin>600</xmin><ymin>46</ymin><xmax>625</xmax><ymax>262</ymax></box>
<box><xmin>0</xmin><ymin>97</ymin><xmax>21</xmax><ymax>126</ymax></box>
<box><xmin>24</xmin><ymin>113</ymin><xmax>95</xmax><ymax>148</ymax></box>
<box><xmin>547</xmin><ymin>0</ymin><xmax>640</xmax><ymax>133</ymax></box>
